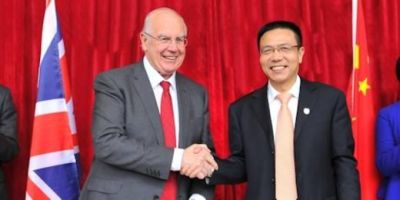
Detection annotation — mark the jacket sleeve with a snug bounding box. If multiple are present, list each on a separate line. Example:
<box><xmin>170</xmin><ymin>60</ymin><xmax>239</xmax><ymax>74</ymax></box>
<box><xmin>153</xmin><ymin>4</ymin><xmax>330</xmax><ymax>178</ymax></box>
<box><xmin>208</xmin><ymin>104</ymin><xmax>247</xmax><ymax>185</ymax></box>
<box><xmin>0</xmin><ymin>87</ymin><xmax>18</xmax><ymax>162</ymax></box>
<box><xmin>189</xmin><ymin>89</ymin><xmax>215</xmax><ymax>199</ymax></box>
<box><xmin>331</xmin><ymin>91</ymin><xmax>360</xmax><ymax>200</ymax></box>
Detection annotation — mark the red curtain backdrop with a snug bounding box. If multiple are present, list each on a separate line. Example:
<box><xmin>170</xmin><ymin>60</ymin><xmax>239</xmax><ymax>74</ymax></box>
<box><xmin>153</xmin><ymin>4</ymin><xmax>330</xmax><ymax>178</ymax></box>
<box><xmin>0</xmin><ymin>0</ymin><xmax>398</xmax><ymax>199</ymax></box>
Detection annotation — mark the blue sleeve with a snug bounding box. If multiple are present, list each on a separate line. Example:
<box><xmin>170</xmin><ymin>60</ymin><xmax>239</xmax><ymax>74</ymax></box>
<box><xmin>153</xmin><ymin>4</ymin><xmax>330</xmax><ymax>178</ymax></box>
<box><xmin>376</xmin><ymin>108</ymin><xmax>400</xmax><ymax>177</ymax></box>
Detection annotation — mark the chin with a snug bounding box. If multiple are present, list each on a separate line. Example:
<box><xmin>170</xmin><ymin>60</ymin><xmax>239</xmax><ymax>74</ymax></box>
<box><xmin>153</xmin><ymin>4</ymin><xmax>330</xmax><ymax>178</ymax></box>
<box><xmin>269</xmin><ymin>74</ymin><xmax>287</xmax><ymax>80</ymax></box>
<box><xmin>270</xmin><ymin>77</ymin><xmax>289</xmax><ymax>84</ymax></box>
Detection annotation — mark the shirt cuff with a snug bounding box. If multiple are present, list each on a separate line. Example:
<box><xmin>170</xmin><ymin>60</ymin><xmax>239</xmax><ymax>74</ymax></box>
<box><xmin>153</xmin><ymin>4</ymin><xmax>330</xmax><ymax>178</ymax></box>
<box><xmin>189</xmin><ymin>193</ymin><xmax>207</xmax><ymax>200</ymax></box>
<box><xmin>171</xmin><ymin>148</ymin><xmax>184</xmax><ymax>171</ymax></box>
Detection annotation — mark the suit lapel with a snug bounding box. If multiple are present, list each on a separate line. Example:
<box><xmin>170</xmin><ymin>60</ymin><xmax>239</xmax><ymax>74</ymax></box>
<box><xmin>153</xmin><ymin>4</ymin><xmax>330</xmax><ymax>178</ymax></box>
<box><xmin>294</xmin><ymin>79</ymin><xmax>318</xmax><ymax>140</ymax></box>
<box><xmin>176</xmin><ymin>74</ymin><xmax>190</xmax><ymax>148</ymax></box>
<box><xmin>129</xmin><ymin>62</ymin><xmax>164</xmax><ymax>145</ymax></box>
<box><xmin>250</xmin><ymin>85</ymin><xmax>275</xmax><ymax>151</ymax></box>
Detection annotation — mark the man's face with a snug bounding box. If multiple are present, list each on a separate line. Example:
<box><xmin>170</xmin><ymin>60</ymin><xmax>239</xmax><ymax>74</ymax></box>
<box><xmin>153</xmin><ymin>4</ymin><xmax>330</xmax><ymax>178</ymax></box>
<box><xmin>140</xmin><ymin>13</ymin><xmax>187</xmax><ymax>78</ymax></box>
<box><xmin>259</xmin><ymin>28</ymin><xmax>304</xmax><ymax>91</ymax></box>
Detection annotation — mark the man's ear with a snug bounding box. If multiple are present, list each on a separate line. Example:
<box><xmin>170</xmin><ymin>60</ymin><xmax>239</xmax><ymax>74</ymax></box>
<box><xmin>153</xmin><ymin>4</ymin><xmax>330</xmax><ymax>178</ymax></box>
<box><xmin>298</xmin><ymin>46</ymin><xmax>305</xmax><ymax>64</ymax></box>
<box><xmin>139</xmin><ymin>33</ymin><xmax>147</xmax><ymax>51</ymax></box>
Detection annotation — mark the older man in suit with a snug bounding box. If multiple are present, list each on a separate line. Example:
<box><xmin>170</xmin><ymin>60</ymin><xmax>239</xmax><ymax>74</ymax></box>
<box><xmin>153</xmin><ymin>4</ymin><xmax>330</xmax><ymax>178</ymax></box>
<box><xmin>80</xmin><ymin>7</ymin><xmax>217</xmax><ymax>200</ymax></box>
<box><xmin>207</xmin><ymin>21</ymin><xmax>360</xmax><ymax>200</ymax></box>
<box><xmin>0</xmin><ymin>85</ymin><xmax>18</xmax><ymax>200</ymax></box>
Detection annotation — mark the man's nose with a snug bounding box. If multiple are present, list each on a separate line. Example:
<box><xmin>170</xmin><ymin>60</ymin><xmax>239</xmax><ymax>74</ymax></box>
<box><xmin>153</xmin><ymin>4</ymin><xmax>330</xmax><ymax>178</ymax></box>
<box><xmin>166</xmin><ymin>40</ymin><xmax>180</xmax><ymax>51</ymax></box>
<box><xmin>270</xmin><ymin>49</ymin><xmax>284</xmax><ymax>60</ymax></box>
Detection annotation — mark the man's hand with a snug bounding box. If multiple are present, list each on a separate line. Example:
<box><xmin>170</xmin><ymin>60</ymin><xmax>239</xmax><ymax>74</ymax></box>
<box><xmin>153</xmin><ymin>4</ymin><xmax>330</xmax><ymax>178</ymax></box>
<box><xmin>180</xmin><ymin>144</ymin><xmax>218</xmax><ymax>179</ymax></box>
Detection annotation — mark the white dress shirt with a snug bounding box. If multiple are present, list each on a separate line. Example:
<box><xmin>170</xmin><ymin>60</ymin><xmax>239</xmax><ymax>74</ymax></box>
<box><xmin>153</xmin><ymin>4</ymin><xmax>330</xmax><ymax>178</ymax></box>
<box><xmin>143</xmin><ymin>57</ymin><xmax>205</xmax><ymax>200</ymax></box>
<box><xmin>267</xmin><ymin>76</ymin><xmax>301</xmax><ymax>140</ymax></box>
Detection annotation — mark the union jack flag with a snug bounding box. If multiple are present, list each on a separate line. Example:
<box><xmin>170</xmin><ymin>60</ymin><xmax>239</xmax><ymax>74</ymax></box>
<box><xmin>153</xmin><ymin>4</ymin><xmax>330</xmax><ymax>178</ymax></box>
<box><xmin>26</xmin><ymin>0</ymin><xmax>80</xmax><ymax>199</ymax></box>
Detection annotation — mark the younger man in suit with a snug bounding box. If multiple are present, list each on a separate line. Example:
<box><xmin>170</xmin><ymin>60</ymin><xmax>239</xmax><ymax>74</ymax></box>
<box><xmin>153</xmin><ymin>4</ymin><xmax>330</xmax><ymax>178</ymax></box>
<box><xmin>207</xmin><ymin>21</ymin><xmax>361</xmax><ymax>200</ymax></box>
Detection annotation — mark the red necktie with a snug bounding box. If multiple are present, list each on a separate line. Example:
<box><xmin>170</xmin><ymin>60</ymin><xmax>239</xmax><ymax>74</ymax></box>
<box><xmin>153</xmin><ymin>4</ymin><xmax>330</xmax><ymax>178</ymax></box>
<box><xmin>159</xmin><ymin>81</ymin><xmax>177</xmax><ymax>200</ymax></box>
<box><xmin>275</xmin><ymin>93</ymin><xmax>297</xmax><ymax>200</ymax></box>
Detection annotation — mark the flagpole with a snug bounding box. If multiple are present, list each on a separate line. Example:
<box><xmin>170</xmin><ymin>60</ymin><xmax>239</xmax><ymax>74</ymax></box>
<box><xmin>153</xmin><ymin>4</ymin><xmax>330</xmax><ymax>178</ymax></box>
<box><xmin>349</xmin><ymin>0</ymin><xmax>358</xmax><ymax>115</ymax></box>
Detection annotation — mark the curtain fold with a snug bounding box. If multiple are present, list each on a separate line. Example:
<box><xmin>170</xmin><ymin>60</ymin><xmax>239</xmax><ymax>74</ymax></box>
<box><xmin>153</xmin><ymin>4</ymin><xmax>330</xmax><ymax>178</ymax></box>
<box><xmin>1</xmin><ymin>0</ymin><xmax>399</xmax><ymax>199</ymax></box>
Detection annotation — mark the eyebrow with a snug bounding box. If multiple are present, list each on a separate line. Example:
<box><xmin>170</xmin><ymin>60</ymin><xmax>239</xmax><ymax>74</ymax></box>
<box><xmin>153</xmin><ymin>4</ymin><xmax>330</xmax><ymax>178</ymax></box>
<box><xmin>262</xmin><ymin>43</ymin><xmax>293</xmax><ymax>48</ymax></box>
<box><xmin>157</xmin><ymin>34</ymin><xmax>187</xmax><ymax>38</ymax></box>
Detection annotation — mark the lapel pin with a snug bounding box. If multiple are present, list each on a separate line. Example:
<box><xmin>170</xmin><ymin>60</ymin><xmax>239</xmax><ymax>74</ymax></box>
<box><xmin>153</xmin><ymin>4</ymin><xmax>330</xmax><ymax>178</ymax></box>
<box><xmin>303</xmin><ymin>107</ymin><xmax>310</xmax><ymax>115</ymax></box>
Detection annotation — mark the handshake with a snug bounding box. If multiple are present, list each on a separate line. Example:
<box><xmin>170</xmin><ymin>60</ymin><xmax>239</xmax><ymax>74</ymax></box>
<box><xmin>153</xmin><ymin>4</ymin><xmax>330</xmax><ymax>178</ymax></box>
<box><xmin>180</xmin><ymin>144</ymin><xmax>218</xmax><ymax>180</ymax></box>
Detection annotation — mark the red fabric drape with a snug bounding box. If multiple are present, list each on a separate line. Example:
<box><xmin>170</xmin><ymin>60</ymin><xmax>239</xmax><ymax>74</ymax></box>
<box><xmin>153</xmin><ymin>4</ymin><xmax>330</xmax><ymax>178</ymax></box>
<box><xmin>0</xmin><ymin>0</ymin><xmax>398</xmax><ymax>199</ymax></box>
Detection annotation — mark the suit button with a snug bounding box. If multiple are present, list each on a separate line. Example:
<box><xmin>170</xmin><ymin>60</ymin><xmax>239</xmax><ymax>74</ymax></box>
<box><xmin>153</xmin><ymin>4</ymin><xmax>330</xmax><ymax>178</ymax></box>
<box><xmin>272</xmin><ymin>151</ymin><xmax>274</xmax><ymax>155</ymax></box>
<box><xmin>272</xmin><ymin>178</ymin><xmax>275</xmax><ymax>183</ymax></box>
<box><xmin>205</xmin><ymin>177</ymin><xmax>211</xmax><ymax>184</ymax></box>
<box><xmin>153</xmin><ymin>195</ymin><xmax>159</xmax><ymax>200</ymax></box>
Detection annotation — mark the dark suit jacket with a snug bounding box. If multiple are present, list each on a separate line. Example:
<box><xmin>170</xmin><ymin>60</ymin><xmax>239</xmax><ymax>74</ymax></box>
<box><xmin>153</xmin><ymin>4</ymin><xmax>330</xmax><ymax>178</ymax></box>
<box><xmin>209</xmin><ymin>79</ymin><xmax>360</xmax><ymax>200</ymax></box>
<box><xmin>0</xmin><ymin>85</ymin><xmax>18</xmax><ymax>200</ymax></box>
<box><xmin>80</xmin><ymin>61</ymin><xmax>214</xmax><ymax>200</ymax></box>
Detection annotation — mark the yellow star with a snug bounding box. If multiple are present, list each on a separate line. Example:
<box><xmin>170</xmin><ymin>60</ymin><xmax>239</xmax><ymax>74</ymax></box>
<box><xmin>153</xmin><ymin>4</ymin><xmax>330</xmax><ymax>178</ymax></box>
<box><xmin>358</xmin><ymin>78</ymin><xmax>370</xmax><ymax>96</ymax></box>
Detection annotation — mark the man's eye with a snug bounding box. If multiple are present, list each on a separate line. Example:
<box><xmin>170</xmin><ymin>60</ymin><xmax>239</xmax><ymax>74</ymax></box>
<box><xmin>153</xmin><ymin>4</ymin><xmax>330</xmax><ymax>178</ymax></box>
<box><xmin>160</xmin><ymin>37</ymin><xmax>171</xmax><ymax>42</ymax></box>
<box><xmin>263</xmin><ymin>49</ymin><xmax>273</xmax><ymax>54</ymax></box>
<box><xmin>280</xmin><ymin>47</ymin><xmax>290</xmax><ymax>52</ymax></box>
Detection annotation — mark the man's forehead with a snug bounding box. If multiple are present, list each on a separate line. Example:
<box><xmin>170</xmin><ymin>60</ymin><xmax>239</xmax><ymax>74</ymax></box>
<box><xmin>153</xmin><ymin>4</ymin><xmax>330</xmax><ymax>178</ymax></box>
<box><xmin>149</xmin><ymin>17</ymin><xmax>186</xmax><ymax>34</ymax></box>
<box><xmin>151</xmin><ymin>24</ymin><xmax>187</xmax><ymax>36</ymax></box>
<box><xmin>261</xmin><ymin>29</ymin><xmax>297</xmax><ymax>43</ymax></box>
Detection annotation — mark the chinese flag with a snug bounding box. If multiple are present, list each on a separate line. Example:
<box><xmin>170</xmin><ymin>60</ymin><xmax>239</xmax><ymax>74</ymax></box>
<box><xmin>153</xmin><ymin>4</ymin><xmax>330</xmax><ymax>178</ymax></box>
<box><xmin>346</xmin><ymin>0</ymin><xmax>380</xmax><ymax>199</ymax></box>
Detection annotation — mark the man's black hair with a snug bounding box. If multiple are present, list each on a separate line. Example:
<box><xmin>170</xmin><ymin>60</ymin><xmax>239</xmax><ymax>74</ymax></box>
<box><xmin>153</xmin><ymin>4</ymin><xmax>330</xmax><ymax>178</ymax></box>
<box><xmin>257</xmin><ymin>21</ymin><xmax>302</xmax><ymax>50</ymax></box>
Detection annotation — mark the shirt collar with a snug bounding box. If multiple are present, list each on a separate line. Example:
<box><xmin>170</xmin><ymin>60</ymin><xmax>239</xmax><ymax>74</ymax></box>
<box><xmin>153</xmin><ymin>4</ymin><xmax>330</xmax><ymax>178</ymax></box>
<box><xmin>268</xmin><ymin>75</ymin><xmax>301</xmax><ymax>100</ymax></box>
<box><xmin>143</xmin><ymin>56</ymin><xmax>176</xmax><ymax>90</ymax></box>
